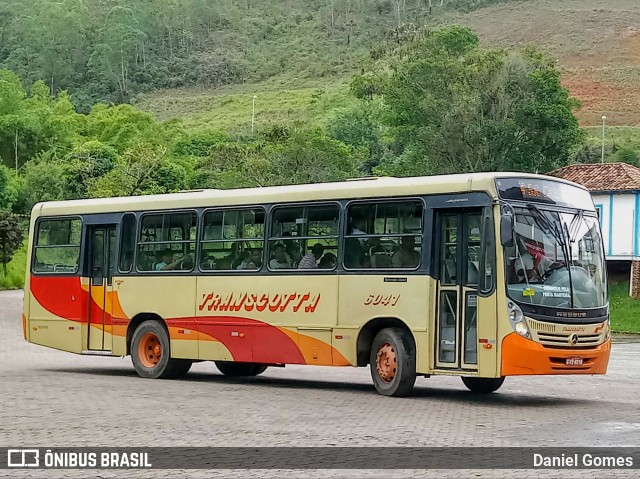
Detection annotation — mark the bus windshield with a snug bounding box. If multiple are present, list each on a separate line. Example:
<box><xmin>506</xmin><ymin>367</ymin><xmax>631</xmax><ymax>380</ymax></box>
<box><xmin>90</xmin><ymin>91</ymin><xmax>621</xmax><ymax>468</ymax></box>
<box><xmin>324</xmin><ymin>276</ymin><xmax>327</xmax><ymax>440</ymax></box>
<box><xmin>504</xmin><ymin>206</ymin><xmax>607</xmax><ymax>309</ymax></box>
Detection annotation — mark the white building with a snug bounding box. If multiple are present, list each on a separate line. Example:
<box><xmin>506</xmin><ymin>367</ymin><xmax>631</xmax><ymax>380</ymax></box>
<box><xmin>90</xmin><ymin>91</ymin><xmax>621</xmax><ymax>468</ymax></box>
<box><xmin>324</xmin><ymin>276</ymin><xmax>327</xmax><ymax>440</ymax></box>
<box><xmin>549</xmin><ymin>162</ymin><xmax>640</xmax><ymax>297</ymax></box>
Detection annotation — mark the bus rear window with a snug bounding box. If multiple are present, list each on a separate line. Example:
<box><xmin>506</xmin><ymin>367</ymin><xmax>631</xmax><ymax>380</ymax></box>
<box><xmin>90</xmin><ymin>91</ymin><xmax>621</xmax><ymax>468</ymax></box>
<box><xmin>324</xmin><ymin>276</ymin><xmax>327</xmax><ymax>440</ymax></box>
<box><xmin>33</xmin><ymin>218</ymin><xmax>82</xmax><ymax>274</ymax></box>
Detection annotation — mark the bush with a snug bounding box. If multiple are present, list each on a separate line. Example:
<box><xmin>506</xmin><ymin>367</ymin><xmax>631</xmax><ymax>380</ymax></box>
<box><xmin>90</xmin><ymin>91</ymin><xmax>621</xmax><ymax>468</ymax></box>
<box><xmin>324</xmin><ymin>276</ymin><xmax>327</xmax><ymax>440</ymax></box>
<box><xmin>0</xmin><ymin>241</ymin><xmax>26</xmax><ymax>290</ymax></box>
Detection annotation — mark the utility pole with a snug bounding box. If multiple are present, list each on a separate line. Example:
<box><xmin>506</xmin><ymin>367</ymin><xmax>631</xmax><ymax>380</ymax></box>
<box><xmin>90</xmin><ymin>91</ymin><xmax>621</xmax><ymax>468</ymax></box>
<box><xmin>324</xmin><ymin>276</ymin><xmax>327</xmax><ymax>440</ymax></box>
<box><xmin>251</xmin><ymin>95</ymin><xmax>257</xmax><ymax>134</ymax></box>
<box><xmin>601</xmin><ymin>115</ymin><xmax>607</xmax><ymax>163</ymax></box>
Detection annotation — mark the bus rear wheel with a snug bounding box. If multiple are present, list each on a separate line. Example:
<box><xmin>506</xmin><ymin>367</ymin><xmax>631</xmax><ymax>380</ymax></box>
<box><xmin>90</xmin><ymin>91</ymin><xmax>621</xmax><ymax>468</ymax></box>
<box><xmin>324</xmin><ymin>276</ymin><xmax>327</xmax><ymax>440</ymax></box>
<box><xmin>462</xmin><ymin>376</ymin><xmax>505</xmax><ymax>393</ymax></box>
<box><xmin>215</xmin><ymin>361</ymin><xmax>268</xmax><ymax>377</ymax></box>
<box><xmin>370</xmin><ymin>327</ymin><xmax>416</xmax><ymax>397</ymax></box>
<box><xmin>131</xmin><ymin>320</ymin><xmax>192</xmax><ymax>379</ymax></box>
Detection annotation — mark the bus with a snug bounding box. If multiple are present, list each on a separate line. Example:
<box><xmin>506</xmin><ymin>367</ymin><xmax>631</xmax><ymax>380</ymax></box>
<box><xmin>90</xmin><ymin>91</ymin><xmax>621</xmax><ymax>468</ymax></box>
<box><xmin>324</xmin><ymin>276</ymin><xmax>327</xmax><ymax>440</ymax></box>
<box><xmin>22</xmin><ymin>173</ymin><xmax>610</xmax><ymax>397</ymax></box>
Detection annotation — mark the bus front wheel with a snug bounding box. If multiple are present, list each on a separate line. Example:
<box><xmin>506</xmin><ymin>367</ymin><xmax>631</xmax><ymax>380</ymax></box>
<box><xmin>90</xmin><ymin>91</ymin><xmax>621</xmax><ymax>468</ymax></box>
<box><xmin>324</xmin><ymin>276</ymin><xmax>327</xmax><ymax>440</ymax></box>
<box><xmin>461</xmin><ymin>376</ymin><xmax>505</xmax><ymax>393</ymax></box>
<box><xmin>370</xmin><ymin>327</ymin><xmax>416</xmax><ymax>397</ymax></box>
<box><xmin>131</xmin><ymin>320</ymin><xmax>192</xmax><ymax>379</ymax></box>
<box><xmin>215</xmin><ymin>361</ymin><xmax>268</xmax><ymax>377</ymax></box>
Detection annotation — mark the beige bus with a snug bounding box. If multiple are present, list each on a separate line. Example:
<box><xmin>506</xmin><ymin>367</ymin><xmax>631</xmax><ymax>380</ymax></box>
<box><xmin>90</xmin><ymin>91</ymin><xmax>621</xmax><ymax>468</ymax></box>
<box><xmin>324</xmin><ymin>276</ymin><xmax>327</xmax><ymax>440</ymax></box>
<box><xmin>22</xmin><ymin>173</ymin><xmax>611</xmax><ymax>396</ymax></box>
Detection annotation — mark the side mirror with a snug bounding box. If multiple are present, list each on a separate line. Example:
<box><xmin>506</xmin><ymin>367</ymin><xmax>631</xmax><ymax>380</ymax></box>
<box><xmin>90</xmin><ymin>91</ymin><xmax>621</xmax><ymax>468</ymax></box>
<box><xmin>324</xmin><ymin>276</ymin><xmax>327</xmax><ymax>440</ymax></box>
<box><xmin>500</xmin><ymin>212</ymin><xmax>514</xmax><ymax>247</ymax></box>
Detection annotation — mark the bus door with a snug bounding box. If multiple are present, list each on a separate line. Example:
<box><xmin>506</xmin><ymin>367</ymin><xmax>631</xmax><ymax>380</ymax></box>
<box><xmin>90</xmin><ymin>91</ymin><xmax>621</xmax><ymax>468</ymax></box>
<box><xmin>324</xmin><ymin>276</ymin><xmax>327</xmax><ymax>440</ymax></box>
<box><xmin>435</xmin><ymin>210</ymin><xmax>484</xmax><ymax>370</ymax></box>
<box><xmin>87</xmin><ymin>225</ymin><xmax>117</xmax><ymax>351</ymax></box>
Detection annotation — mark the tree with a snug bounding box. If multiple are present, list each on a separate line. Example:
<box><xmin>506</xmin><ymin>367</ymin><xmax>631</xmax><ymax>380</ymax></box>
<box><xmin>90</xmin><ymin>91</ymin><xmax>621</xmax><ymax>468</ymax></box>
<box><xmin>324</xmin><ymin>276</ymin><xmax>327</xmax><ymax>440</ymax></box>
<box><xmin>88</xmin><ymin>5</ymin><xmax>146</xmax><ymax>102</ymax></box>
<box><xmin>613</xmin><ymin>147</ymin><xmax>640</xmax><ymax>167</ymax></box>
<box><xmin>0</xmin><ymin>164</ymin><xmax>17</xmax><ymax>211</ymax></box>
<box><xmin>64</xmin><ymin>141</ymin><xmax>118</xmax><ymax>198</ymax></box>
<box><xmin>329</xmin><ymin>103</ymin><xmax>386</xmax><ymax>173</ymax></box>
<box><xmin>21</xmin><ymin>157</ymin><xmax>69</xmax><ymax>210</ymax></box>
<box><xmin>353</xmin><ymin>26</ymin><xmax>583</xmax><ymax>176</ymax></box>
<box><xmin>0</xmin><ymin>211</ymin><xmax>23</xmax><ymax>275</ymax></box>
<box><xmin>85</xmin><ymin>104</ymin><xmax>162</xmax><ymax>152</ymax></box>
<box><xmin>267</xmin><ymin>128</ymin><xmax>363</xmax><ymax>185</ymax></box>
<box><xmin>88</xmin><ymin>143</ymin><xmax>187</xmax><ymax>197</ymax></box>
<box><xmin>193</xmin><ymin>127</ymin><xmax>364</xmax><ymax>189</ymax></box>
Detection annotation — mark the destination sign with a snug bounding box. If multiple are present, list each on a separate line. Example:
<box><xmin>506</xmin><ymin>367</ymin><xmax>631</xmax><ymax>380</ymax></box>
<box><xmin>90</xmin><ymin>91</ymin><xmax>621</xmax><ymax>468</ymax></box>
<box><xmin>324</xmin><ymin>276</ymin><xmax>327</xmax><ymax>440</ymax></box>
<box><xmin>496</xmin><ymin>178</ymin><xmax>594</xmax><ymax>210</ymax></box>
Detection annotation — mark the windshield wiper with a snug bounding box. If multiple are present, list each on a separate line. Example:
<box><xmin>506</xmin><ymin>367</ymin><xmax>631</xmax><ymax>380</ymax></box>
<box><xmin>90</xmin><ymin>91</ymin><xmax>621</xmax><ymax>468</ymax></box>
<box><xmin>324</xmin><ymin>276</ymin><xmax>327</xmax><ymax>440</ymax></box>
<box><xmin>525</xmin><ymin>203</ymin><xmax>574</xmax><ymax>308</ymax></box>
<box><xmin>567</xmin><ymin>210</ymin><xmax>584</xmax><ymax>243</ymax></box>
<box><xmin>525</xmin><ymin>204</ymin><xmax>567</xmax><ymax>252</ymax></box>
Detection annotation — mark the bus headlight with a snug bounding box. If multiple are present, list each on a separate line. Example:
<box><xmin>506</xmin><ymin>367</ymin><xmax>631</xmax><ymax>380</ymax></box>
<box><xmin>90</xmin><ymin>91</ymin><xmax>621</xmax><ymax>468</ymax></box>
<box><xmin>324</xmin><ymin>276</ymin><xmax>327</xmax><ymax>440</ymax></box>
<box><xmin>515</xmin><ymin>321</ymin><xmax>529</xmax><ymax>336</ymax></box>
<box><xmin>507</xmin><ymin>301</ymin><xmax>530</xmax><ymax>338</ymax></box>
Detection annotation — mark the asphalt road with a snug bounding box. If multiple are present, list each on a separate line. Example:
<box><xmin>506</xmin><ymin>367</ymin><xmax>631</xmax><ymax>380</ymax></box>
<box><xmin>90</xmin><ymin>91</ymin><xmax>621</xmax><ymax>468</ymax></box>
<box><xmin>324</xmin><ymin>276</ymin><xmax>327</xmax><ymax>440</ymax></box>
<box><xmin>1</xmin><ymin>289</ymin><xmax>638</xmax><ymax>478</ymax></box>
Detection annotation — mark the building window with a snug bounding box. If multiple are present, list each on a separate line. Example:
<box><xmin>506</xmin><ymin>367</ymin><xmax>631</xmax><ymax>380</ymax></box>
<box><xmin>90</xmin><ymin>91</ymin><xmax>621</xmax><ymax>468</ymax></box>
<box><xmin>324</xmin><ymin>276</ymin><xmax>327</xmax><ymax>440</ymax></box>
<box><xmin>594</xmin><ymin>204</ymin><xmax>603</xmax><ymax>225</ymax></box>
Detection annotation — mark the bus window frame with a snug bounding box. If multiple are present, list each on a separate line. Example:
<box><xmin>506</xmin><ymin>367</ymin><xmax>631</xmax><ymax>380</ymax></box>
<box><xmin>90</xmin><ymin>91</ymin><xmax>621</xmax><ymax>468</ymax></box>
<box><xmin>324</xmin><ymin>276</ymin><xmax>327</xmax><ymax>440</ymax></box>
<box><xmin>266</xmin><ymin>201</ymin><xmax>342</xmax><ymax>273</ymax></box>
<box><xmin>31</xmin><ymin>215</ymin><xmax>84</xmax><ymax>276</ymax></box>
<box><xmin>477</xmin><ymin>206</ymin><xmax>496</xmax><ymax>297</ymax></box>
<box><xmin>341</xmin><ymin>197</ymin><xmax>426</xmax><ymax>273</ymax></box>
<box><xmin>118</xmin><ymin>212</ymin><xmax>137</xmax><ymax>274</ymax></box>
<box><xmin>197</xmin><ymin>205</ymin><xmax>267</xmax><ymax>273</ymax></box>
<box><xmin>135</xmin><ymin>209</ymin><xmax>199</xmax><ymax>274</ymax></box>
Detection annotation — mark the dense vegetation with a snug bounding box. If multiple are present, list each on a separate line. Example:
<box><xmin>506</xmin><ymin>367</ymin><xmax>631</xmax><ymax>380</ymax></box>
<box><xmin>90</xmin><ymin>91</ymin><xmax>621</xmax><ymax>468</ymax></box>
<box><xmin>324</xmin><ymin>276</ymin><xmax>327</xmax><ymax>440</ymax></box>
<box><xmin>0</xmin><ymin>24</ymin><xmax>583</xmax><ymax>217</ymax></box>
<box><xmin>1</xmin><ymin>0</ymin><xmax>639</xmax><ymax>325</ymax></box>
<box><xmin>0</xmin><ymin>0</ymin><xmax>513</xmax><ymax>109</ymax></box>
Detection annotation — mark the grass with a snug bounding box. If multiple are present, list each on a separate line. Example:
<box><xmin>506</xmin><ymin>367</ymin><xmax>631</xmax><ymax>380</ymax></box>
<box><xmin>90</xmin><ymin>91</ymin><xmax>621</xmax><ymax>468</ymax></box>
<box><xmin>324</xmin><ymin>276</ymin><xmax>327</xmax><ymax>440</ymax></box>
<box><xmin>136</xmin><ymin>79</ymin><xmax>357</xmax><ymax>134</ymax></box>
<box><xmin>583</xmin><ymin>125</ymin><xmax>640</xmax><ymax>148</ymax></box>
<box><xmin>0</xmin><ymin>243</ymin><xmax>26</xmax><ymax>290</ymax></box>
<box><xmin>609</xmin><ymin>281</ymin><xmax>640</xmax><ymax>333</ymax></box>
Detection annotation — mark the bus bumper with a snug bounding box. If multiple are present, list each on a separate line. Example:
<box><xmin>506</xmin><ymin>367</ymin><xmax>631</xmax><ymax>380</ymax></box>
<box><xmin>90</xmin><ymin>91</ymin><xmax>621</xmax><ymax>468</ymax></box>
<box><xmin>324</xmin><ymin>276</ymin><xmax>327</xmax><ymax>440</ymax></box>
<box><xmin>501</xmin><ymin>332</ymin><xmax>611</xmax><ymax>376</ymax></box>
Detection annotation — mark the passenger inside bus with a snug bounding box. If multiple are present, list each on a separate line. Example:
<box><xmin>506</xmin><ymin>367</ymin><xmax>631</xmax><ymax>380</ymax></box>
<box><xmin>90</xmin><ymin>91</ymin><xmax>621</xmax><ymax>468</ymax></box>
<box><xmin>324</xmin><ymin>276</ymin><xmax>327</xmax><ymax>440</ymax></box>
<box><xmin>200</xmin><ymin>253</ymin><xmax>216</xmax><ymax>270</ymax></box>
<box><xmin>156</xmin><ymin>249</ymin><xmax>193</xmax><ymax>271</ymax></box>
<box><xmin>392</xmin><ymin>236</ymin><xmax>420</xmax><ymax>268</ymax></box>
<box><xmin>319</xmin><ymin>252</ymin><xmax>337</xmax><ymax>269</ymax></box>
<box><xmin>281</xmin><ymin>233</ymin><xmax>302</xmax><ymax>266</ymax></box>
<box><xmin>269</xmin><ymin>243</ymin><xmax>292</xmax><ymax>269</ymax></box>
<box><xmin>237</xmin><ymin>249</ymin><xmax>262</xmax><ymax>270</ymax></box>
<box><xmin>344</xmin><ymin>216</ymin><xmax>367</xmax><ymax>268</ymax></box>
<box><xmin>298</xmin><ymin>243</ymin><xmax>324</xmax><ymax>269</ymax></box>
<box><xmin>154</xmin><ymin>250</ymin><xmax>174</xmax><ymax>270</ymax></box>
<box><xmin>510</xmin><ymin>235</ymin><xmax>554</xmax><ymax>284</ymax></box>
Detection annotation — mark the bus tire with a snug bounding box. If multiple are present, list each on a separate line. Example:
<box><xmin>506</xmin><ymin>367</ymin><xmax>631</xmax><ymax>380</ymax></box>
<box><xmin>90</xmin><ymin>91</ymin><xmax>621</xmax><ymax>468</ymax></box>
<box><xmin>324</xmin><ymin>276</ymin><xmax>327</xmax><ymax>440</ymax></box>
<box><xmin>131</xmin><ymin>320</ymin><xmax>192</xmax><ymax>379</ymax></box>
<box><xmin>215</xmin><ymin>361</ymin><xmax>268</xmax><ymax>377</ymax></box>
<box><xmin>461</xmin><ymin>376</ymin><xmax>505</xmax><ymax>393</ymax></box>
<box><xmin>370</xmin><ymin>327</ymin><xmax>416</xmax><ymax>397</ymax></box>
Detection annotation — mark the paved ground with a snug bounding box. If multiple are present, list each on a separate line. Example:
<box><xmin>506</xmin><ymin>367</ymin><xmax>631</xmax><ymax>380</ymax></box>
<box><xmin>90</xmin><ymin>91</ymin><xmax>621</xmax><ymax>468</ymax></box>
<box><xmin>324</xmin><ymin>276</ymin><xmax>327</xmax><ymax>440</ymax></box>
<box><xmin>1</xmin><ymin>290</ymin><xmax>639</xmax><ymax>478</ymax></box>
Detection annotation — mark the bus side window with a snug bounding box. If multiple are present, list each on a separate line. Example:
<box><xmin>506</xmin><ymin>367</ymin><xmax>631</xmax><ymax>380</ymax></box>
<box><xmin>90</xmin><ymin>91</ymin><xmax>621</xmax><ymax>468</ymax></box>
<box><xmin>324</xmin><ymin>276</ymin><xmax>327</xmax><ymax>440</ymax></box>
<box><xmin>199</xmin><ymin>208</ymin><xmax>265</xmax><ymax>271</ymax></box>
<box><xmin>119</xmin><ymin>213</ymin><xmax>136</xmax><ymax>273</ymax></box>
<box><xmin>344</xmin><ymin>201</ymin><xmax>423</xmax><ymax>270</ymax></box>
<box><xmin>267</xmin><ymin>204</ymin><xmax>339</xmax><ymax>271</ymax></box>
<box><xmin>137</xmin><ymin>212</ymin><xmax>197</xmax><ymax>272</ymax></box>
<box><xmin>33</xmin><ymin>218</ymin><xmax>82</xmax><ymax>274</ymax></box>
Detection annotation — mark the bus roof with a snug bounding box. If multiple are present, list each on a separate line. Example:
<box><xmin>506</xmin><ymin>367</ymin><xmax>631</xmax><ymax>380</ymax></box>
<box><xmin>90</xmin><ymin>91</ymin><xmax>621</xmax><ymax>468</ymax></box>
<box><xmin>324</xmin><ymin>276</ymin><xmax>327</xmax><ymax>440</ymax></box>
<box><xmin>32</xmin><ymin>172</ymin><xmax>583</xmax><ymax>217</ymax></box>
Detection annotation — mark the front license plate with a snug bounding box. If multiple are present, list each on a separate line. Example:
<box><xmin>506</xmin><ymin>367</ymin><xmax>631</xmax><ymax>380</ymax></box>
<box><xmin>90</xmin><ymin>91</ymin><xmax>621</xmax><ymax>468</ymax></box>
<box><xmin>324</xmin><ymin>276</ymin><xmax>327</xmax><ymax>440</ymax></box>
<box><xmin>566</xmin><ymin>357</ymin><xmax>583</xmax><ymax>366</ymax></box>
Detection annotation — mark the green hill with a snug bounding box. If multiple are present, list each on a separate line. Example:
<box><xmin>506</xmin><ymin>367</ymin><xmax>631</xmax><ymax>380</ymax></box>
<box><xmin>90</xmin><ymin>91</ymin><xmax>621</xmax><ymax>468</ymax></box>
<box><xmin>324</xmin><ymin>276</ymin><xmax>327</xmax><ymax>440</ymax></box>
<box><xmin>131</xmin><ymin>0</ymin><xmax>640</xmax><ymax>134</ymax></box>
<box><xmin>2</xmin><ymin>0</ymin><xmax>639</xmax><ymax>136</ymax></box>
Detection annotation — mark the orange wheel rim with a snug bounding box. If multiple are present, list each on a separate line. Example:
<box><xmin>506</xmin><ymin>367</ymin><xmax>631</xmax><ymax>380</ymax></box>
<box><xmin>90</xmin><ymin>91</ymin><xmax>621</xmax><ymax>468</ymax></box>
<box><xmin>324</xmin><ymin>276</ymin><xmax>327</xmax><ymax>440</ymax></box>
<box><xmin>376</xmin><ymin>342</ymin><xmax>397</xmax><ymax>383</ymax></box>
<box><xmin>138</xmin><ymin>332</ymin><xmax>162</xmax><ymax>368</ymax></box>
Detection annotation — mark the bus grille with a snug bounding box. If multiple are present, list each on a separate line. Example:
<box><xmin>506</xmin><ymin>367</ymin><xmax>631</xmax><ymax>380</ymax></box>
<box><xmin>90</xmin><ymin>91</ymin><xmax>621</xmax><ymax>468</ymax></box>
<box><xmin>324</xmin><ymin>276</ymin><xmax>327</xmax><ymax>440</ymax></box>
<box><xmin>528</xmin><ymin>320</ymin><xmax>556</xmax><ymax>333</ymax></box>
<box><xmin>527</xmin><ymin>320</ymin><xmax>606</xmax><ymax>348</ymax></box>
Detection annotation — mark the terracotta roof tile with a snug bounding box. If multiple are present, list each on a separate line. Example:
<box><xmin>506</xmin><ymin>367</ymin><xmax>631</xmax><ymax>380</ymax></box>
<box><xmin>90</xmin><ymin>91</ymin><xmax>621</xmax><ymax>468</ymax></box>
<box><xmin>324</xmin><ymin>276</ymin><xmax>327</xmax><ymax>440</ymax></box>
<box><xmin>547</xmin><ymin>162</ymin><xmax>640</xmax><ymax>192</ymax></box>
